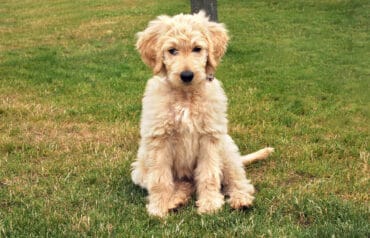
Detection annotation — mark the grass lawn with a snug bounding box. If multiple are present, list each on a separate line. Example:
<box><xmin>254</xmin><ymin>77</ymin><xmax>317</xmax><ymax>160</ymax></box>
<box><xmin>0</xmin><ymin>0</ymin><xmax>369</xmax><ymax>236</ymax></box>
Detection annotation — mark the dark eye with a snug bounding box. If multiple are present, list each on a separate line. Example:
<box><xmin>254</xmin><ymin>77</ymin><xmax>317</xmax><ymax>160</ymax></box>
<box><xmin>168</xmin><ymin>48</ymin><xmax>178</xmax><ymax>55</ymax></box>
<box><xmin>192</xmin><ymin>47</ymin><xmax>202</xmax><ymax>53</ymax></box>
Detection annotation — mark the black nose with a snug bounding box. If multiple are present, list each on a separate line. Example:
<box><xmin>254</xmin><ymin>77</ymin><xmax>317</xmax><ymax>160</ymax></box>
<box><xmin>180</xmin><ymin>70</ymin><xmax>194</xmax><ymax>83</ymax></box>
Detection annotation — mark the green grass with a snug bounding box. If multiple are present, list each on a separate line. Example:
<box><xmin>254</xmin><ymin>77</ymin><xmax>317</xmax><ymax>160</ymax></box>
<box><xmin>0</xmin><ymin>0</ymin><xmax>369</xmax><ymax>237</ymax></box>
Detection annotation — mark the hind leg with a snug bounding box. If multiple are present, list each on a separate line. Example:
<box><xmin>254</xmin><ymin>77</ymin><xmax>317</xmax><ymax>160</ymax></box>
<box><xmin>221</xmin><ymin>135</ymin><xmax>255</xmax><ymax>209</ymax></box>
<box><xmin>131</xmin><ymin>145</ymin><xmax>149</xmax><ymax>189</ymax></box>
<box><xmin>170</xmin><ymin>180</ymin><xmax>195</xmax><ymax>210</ymax></box>
<box><xmin>223</xmin><ymin>158</ymin><xmax>255</xmax><ymax>209</ymax></box>
<box><xmin>223</xmin><ymin>169</ymin><xmax>255</xmax><ymax>209</ymax></box>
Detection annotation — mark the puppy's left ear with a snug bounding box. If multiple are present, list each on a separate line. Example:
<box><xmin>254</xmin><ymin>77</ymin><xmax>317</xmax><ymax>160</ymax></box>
<box><xmin>206</xmin><ymin>21</ymin><xmax>229</xmax><ymax>75</ymax></box>
<box><xmin>136</xmin><ymin>16</ymin><xmax>169</xmax><ymax>75</ymax></box>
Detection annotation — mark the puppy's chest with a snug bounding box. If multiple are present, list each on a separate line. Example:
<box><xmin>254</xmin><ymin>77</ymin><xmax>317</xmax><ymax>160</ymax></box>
<box><xmin>169</xmin><ymin>102</ymin><xmax>204</xmax><ymax>134</ymax></box>
<box><xmin>169</xmin><ymin>102</ymin><xmax>203</xmax><ymax>178</ymax></box>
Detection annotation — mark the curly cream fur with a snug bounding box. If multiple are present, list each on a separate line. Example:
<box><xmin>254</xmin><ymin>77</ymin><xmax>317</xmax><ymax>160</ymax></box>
<box><xmin>131</xmin><ymin>12</ymin><xmax>273</xmax><ymax>217</ymax></box>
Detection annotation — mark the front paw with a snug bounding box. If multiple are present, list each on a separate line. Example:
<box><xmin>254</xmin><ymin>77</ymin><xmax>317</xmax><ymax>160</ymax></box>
<box><xmin>196</xmin><ymin>192</ymin><xmax>225</xmax><ymax>214</ymax></box>
<box><xmin>146</xmin><ymin>202</ymin><xmax>169</xmax><ymax>218</ymax></box>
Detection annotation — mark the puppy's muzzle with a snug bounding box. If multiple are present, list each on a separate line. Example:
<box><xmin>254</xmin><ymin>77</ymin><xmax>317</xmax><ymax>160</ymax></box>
<box><xmin>180</xmin><ymin>70</ymin><xmax>194</xmax><ymax>83</ymax></box>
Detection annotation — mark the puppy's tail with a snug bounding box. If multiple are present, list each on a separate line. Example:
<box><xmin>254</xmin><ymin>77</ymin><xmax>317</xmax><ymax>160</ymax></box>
<box><xmin>241</xmin><ymin>147</ymin><xmax>274</xmax><ymax>165</ymax></box>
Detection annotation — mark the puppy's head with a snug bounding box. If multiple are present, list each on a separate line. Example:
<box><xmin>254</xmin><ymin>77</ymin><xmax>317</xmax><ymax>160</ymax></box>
<box><xmin>136</xmin><ymin>11</ymin><xmax>228</xmax><ymax>88</ymax></box>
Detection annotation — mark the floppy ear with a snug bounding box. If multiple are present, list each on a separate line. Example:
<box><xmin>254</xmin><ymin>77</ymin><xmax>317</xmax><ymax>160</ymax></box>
<box><xmin>205</xmin><ymin>21</ymin><xmax>229</xmax><ymax>75</ymax></box>
<box><xmin>136</xmin><ymin>16</ymin><xmax>169</xmax><ymax>75</ymax></box>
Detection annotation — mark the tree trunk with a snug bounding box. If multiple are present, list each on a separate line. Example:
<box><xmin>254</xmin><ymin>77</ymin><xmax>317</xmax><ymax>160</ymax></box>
<box><xmin>190</xmin><ymin>0</ymin><xmax>218</xmax><ymax>22</ymax></box>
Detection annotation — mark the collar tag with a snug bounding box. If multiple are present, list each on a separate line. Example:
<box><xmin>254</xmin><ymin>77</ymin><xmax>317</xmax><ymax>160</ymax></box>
<box><xmin>207</xmin><ymin>74</ymin><xmax>214</xmax><ymax>81</ymax></box>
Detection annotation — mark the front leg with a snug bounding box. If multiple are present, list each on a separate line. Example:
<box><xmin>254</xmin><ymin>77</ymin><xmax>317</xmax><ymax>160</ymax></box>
<box><xmin>145</xmin><ymin>138</ymin><xmax>175</xmax><ymax>217</ymax></box>
<box><xmin>195</xmin><ymin>136</ymin><xmax>225</xmax><ymax>214</ymax></box>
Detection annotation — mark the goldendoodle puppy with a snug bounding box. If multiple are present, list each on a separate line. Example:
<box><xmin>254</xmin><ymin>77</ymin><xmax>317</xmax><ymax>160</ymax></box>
<box><xmin>131</xmin><ymin>11</ymin><xmax>274</xmax><ymax>217</ymax></box>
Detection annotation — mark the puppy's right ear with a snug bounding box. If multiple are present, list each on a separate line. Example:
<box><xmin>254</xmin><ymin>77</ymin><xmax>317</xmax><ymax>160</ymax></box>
<box><xmin>136</xmin><ymin>16</ymin><xmax>169</xmax><ymax>75</ymax></box>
